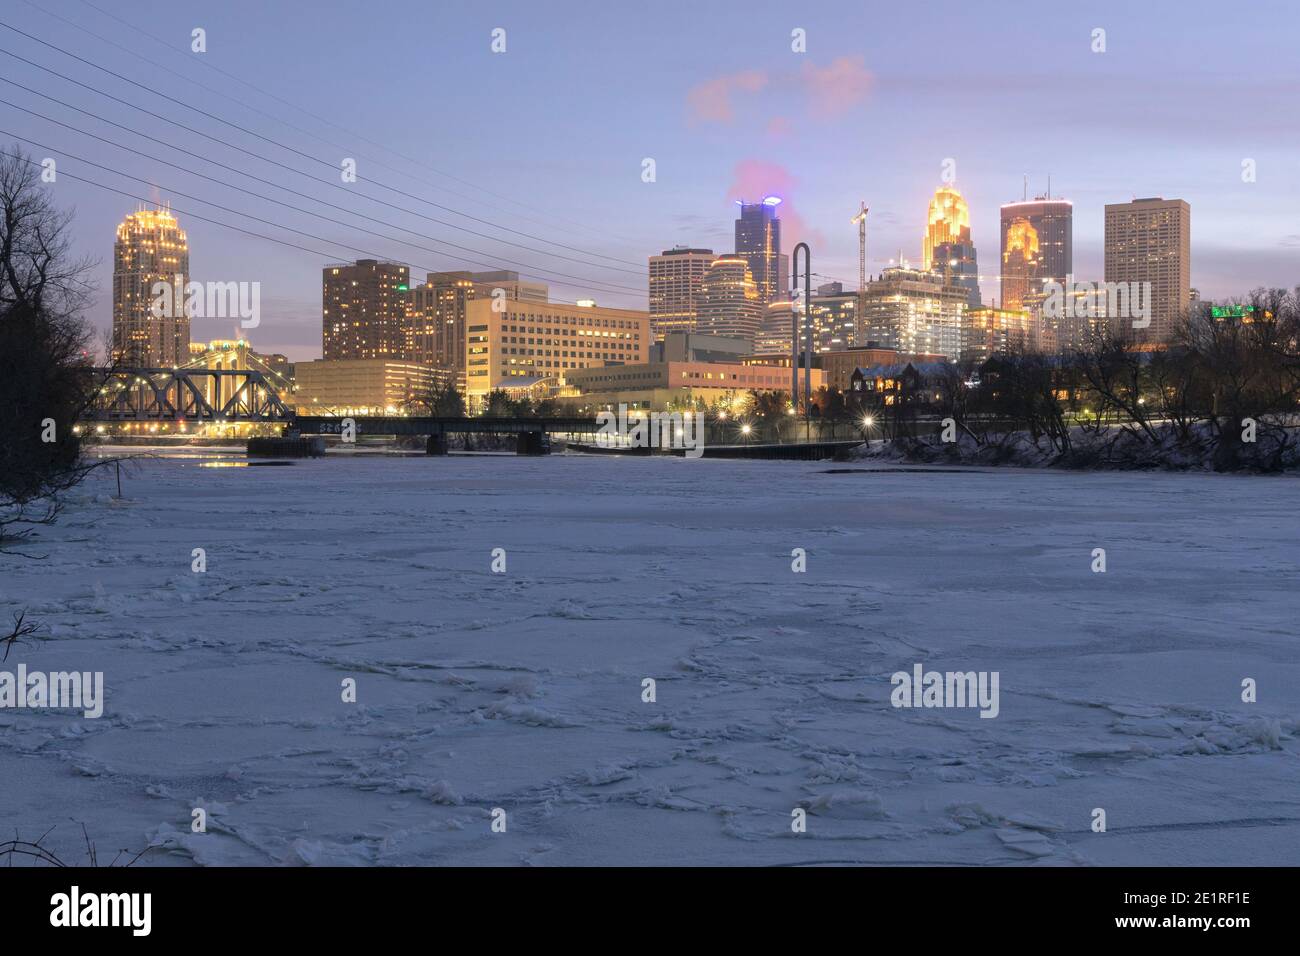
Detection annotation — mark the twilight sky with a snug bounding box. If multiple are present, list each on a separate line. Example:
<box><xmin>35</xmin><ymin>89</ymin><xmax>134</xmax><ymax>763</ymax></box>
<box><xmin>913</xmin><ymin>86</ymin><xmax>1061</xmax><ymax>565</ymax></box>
<box><xmin>3</xmin><ymin>0</ymin><xmax>1298</xmax><ymax>359</ymax></box>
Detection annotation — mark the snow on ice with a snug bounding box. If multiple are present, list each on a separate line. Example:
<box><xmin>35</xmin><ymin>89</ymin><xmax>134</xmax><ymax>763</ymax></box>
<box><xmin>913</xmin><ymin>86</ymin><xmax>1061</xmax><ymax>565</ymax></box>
<box><xmin>1</xmin><ymin>452</ymin><xmax>1297</xmax><ymax>866</ymax></box>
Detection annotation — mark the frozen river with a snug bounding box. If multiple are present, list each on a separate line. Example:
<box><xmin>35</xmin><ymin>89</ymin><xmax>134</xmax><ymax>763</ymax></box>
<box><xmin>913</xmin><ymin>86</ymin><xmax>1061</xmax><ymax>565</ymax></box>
<box><xmin>2</xmin><ymin>453</ymin><xmax>1297</xmax><ymax>866</ymax></box>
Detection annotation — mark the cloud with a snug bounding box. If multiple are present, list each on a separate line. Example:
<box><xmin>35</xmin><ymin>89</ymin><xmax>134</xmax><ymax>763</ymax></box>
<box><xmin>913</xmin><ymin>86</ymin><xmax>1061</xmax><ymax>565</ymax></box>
<box><xmin>724</xmin><ymin>159</ymin><xmax>824</xmax><ymax>250</ymax></box>
<box><xmin>686</xmin><ymin>70</ymin><xmax>768</xmax><ymax>124</ymax></box>
<box><xmin>801</xmin><ymin>55</ymin><xmax>874</xmax><ymax>118</ymax></box>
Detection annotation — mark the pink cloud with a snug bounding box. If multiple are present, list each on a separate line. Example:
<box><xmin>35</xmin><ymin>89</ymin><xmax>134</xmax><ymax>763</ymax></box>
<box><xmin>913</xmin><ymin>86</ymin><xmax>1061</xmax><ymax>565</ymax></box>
<box><xmin>686</xmin><ymin>70</ymin><xmax>768</xmax><ymax>124</ymax></box>
<box><xmin>724</xmin><ymin>160</ymin><xmax>824</xmax><ymax>251</ymax></box>
<box><xmin>801</xmin><ymin>55</ymin><xmax>874</xmax><ymax>118</ymax></box>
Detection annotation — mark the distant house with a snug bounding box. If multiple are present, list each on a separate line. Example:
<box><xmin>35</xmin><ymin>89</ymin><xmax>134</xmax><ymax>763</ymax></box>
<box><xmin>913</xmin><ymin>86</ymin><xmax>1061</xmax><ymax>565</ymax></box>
<box><xmin>850</xmin><ymin>362</ymin><xmax>952</xmax><ymax>407</ymax></box>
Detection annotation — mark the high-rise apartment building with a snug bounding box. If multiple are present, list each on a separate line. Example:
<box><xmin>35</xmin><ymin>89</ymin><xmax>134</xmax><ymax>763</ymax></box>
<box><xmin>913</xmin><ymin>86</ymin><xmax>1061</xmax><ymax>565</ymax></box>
<box><xmin>648</xmin><ymin>247</ymin><xmax>715</xmax><ymax>340</ymax></box>
<box><xmin>322</xmin><ymin>259</ymin><xmax>410</xmax><ymax>361</ymax></box>
<box><xmin>112</xmin><ymin>207</ymin><xmax>190</xmax><ymax>366</ymax></box>
<box><xmin>999</xmin><ymin>198</ymin><xmax>1072</xmax><ymax>310</ymax></box>
<box><xmin>807</xmin><ymin>282</ymin><xmax>859</xmax><ymax>351</ymax></box>
<box><xmin>734</xmin><ymin>197</ymin><xmax>788</xmax><ymax>306</ymax></box>
<box><xmin>696</xmin><ymin>256</ymin><xmax>763</xmax><ymax>347</ymax></box>
<box><xmin>1104</xmin><ymin>197</ymin><xmax>1191</xmax><ymax>345</ymax></box>
<box><xmin>858</xmin><ymin>267</ymin><xmax>967</xmax><ymax>360</ymax></box>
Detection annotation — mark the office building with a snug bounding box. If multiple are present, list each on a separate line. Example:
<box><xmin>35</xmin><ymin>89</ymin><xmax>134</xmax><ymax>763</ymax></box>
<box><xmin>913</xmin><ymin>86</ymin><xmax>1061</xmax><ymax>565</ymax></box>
<box><xmin>734</xmin><ymin>197</ymin><xmax>788</xmax><ymax>306</ymax></box>
<box><xmin>697</xmin><ymin>256</ymin><xmax>763</xmax><ymax>346</ymax></box>
<box><xmin>649</xmin><ymin>247</ymin><xmax>715</xmax><ymax>339</ymax></box>
<box><xmin>1000</xmin><ymin>197</ymin><xmax>1072</xmax><ymax>311</ymax></box>
<box><xmin>464</xmin><ymin>299</ymin><xmax>650</xmax><ymax>404</ymax></box>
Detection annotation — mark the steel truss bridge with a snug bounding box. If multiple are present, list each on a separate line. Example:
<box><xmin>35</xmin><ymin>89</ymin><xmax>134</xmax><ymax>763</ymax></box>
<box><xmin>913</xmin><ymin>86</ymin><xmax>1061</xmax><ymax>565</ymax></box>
<box><xmin>84</xmin><ymin>368</ymin><xmax>293</xmax><ymax>422</ymax></box>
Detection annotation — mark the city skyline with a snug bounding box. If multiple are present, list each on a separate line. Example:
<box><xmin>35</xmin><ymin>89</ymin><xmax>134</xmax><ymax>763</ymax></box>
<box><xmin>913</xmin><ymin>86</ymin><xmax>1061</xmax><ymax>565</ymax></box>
<box><xmin>4</xmin><ymin>0</ymin><xmax>1298</xmax><ymax>360</ymax></box>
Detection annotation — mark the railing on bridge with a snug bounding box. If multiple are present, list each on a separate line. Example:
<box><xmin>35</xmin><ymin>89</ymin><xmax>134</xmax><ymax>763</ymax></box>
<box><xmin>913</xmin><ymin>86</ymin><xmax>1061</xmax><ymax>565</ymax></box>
<box><xmin>291</xmin><ymin>416</ymin><xmax>606</xmax><ymax>436</ymax></box>
<box><xmin>84</xmin><ymin>368</ymin><xmax>293</xmax><ymax>422</ymax></box>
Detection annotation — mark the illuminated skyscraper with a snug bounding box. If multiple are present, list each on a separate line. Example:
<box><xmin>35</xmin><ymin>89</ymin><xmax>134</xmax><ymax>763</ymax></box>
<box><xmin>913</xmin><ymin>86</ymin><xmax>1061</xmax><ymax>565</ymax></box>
<box><xmin>697</xmin><ymin>256</ymin><xmax>762</xmax><ymax>347</ymax></box>
<box><xmin>322</xmin><ymin>259</ymin><xmax>409</xmax><ymax>361</ymax></box>
<box><xmin>922</xmin><ymin>186</ymin><xmax>970</xmax><ymax>269</ymax></box>
<box><xmin>999</xmin><ymin>197</ymin><xmax>1072</xmax><ymax>310</ymax></box>
<box><xmin>112</xmin><ymin>207</ymin><xmax>190</xmax><ymax>366</ymax></box>
<box><xmin>649</xmin><ymin>247</ymin><xmax>715</xmax><ymax>339</ymax></box>
<box><xmin>734</xmin><ymin>197</ymin><xmax>788</xmax><ymax>307</ymax></box>
<box><xmin>923</xmin><ymin>186</ymin><xmax>980</xmax><ymax>310</ymax></box>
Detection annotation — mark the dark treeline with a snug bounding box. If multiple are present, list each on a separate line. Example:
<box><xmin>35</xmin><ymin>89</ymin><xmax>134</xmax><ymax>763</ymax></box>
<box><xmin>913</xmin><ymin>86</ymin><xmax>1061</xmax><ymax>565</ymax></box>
<box><xmin>848</xmin><ymin>292</ymin><xmax>1300</xmax><ymax>472</ymax></box>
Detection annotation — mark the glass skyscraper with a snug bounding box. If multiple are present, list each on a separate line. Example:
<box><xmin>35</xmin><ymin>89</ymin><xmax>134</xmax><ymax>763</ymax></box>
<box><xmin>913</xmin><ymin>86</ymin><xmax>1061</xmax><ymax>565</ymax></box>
<box><xmin>734</xmin><ymin>197</ymin><xmax>788</xmax><ymax>307</ymax></box>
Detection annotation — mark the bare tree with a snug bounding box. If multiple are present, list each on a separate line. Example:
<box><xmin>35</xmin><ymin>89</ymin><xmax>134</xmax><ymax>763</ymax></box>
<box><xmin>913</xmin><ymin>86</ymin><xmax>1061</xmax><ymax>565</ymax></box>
<box><xmin>0</xmin><ymin>145</ymin><xmax>102</xmax><ymax>549</ymax></box>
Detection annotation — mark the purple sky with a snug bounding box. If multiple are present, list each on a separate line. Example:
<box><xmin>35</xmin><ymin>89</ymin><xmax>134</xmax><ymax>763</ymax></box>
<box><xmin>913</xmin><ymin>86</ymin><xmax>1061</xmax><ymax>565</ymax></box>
<box><xmin>3</xmin><ymin>0</ymin><xmax>1298</xmax><ymax>359</ymax></box>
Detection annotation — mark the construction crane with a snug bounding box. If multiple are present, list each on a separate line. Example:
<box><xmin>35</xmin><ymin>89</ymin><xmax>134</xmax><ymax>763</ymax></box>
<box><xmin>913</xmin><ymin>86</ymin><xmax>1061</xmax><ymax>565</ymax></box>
<box><xmin>851</xmin><ymin>202</ymin><xmax>869</xmax><ymax>291</ymax></box>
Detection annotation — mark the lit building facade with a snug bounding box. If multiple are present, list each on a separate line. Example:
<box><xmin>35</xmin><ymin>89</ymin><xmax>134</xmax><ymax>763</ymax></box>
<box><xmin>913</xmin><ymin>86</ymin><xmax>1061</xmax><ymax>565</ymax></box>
<box><xmin>858</xmin><ymin>267</ymin><xmax>967</xmax><ymax>361</ymax></box>
<box><xmin>999</xmin><ymin>198</ymin><xmax>1072</xmax><ymax>310</ymax></box>
<box><xmin>649</xmin><ymin>247</ymin><xmax>715</xmax><ymax>340</ymax></box>
<box><xmin>464</xmin><ymin>299</ymin><xmax>650</xmax><ymax>405</ymax></box>
<box><xmin>754</xmin><ymin>300</ymin><xmax>794</xmax><ymax>355</ymax></box>
<box><xmin>734</xmin><ymin>197</ymin><xmax>788</xmax><ymax>306</ymax></box>
<box><xmin>322</xmin><ymin>259</ymin><xmax>409</xmax><ymax>361</ymax></box>
<box><xmin>293</xmin><ymin>358</ymin><xmax>438</xmax><ymax>415</ymax></box>
<box><xmin>1104</xmin><ymin>197</ymin><xmax>1191</xmax><ymax>345</ymax></box>
<box><xmin>565</xmin><ymin>360</ymin><xmax>823</xmax><ymax>411</ymax></box>
<box><xmin>697</xmin><ymin>256</ymin><xmax>763</xmax><ymax>347</ymax></box>
<box><xmin>961</xmin><ymin>307</ymin><xmax>1035</xmax><ymax>365</ymax></box>
<box><xmin>819</xmin><ymin>347</ymin><xmax>947</xmax><ymax>392</ymax></box>
<box><xmin>808</xmin><ymin>282</ymin><xmax>859</xmax><ymax>351</ymax></box>
<box><xmin>112</xmin><ymin>207</ymin><xmax>190</xmax><ymax>366</ymax></box>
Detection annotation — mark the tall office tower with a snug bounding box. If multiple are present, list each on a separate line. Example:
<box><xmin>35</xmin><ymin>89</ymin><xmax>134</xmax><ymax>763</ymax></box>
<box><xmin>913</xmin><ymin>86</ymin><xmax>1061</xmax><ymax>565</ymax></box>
<box><xmin>112</xmin><ymin>207</ymin><xmax>190</xmax><ymax>366</ymax></box>
<box><xmin>322</xmin><ymin>259</ymin><xmax>410</xmax><ymax>361</ymax></box>
<box><xmin>1104</xmin><ymin>197</ymin><xmax>1191</xmax><ymax>345</ymax></box>
<box><xmin>734</xmin><ymin>197</ymin><xmax>788</xmax><ymax>306</ymax></box>
<box><xmin>648</xmin><ymin>247</ymin><xmax>715</xmax><ymax>339</ymax></box>
<box><xmin>858</xmin><ymin>266</ymin><xmax>967</xmax><ymax>360</ymax></box>
<box><xmin>999</xmin><ymin>197</ymin><xmax>1072</xmax><ymax>310</ymax></box>
<box><xmin>697</xmin><ymin>256</ymin><xmax>763</xmax><ymax>347</ymax></box>
<box><xmin>923</xmin><ymin>186</ymin><xmax>980</xmax><ymax>310</ymax></box>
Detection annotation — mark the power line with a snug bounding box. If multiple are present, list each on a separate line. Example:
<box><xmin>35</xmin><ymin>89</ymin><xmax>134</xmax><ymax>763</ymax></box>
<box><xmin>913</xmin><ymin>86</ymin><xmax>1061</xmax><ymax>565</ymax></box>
<box><xmin>0</xmin><ymin>48</ymin><xmax>644</xmax><ymax>283</ymax></box>
<box><xmin>69</xmin><ymin>0</ymin><xmax>641</xmax><ymax>249</ymax></box>
<box><xmin>0</xmin><ymin>147</ymin><xmax>632</xmax><ymax>301</ymax></box>
<box><xmin>0</xmin><ymin>20</ymin><xmax>646</xmax><ymax>271</ymax></box>
<box><xmin>0</xmin><ymin>98</ymin><xmax>647</xmax><ymax>296</ymax></box>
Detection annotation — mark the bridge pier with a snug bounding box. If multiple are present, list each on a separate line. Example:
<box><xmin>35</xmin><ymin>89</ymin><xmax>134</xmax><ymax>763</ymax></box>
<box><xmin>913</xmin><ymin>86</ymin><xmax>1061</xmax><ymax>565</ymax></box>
<box><xmin>425</xmin><ymin>433</ymin><xmax>448</xmax><ymax>456</ymax></box>
<box><xmin>515</xmin><ymin>431</ymin><xmax>550</xmax><ymax>455</ymax></box>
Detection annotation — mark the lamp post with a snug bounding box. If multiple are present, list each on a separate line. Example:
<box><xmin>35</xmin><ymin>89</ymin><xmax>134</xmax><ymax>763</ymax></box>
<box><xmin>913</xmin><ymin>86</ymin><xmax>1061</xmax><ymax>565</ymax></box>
<box><xmin>792</xmin><ymin>242</ymin><xmax>811</xmax><ymax>442</ymax></box>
